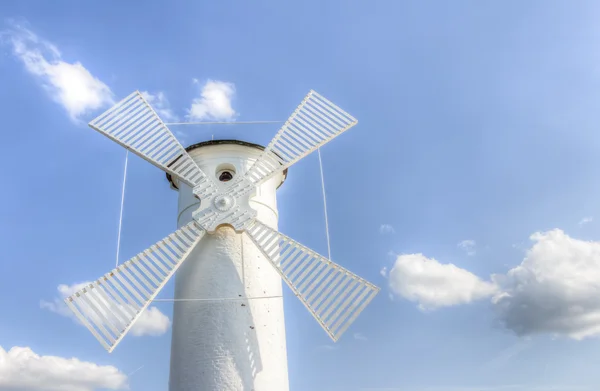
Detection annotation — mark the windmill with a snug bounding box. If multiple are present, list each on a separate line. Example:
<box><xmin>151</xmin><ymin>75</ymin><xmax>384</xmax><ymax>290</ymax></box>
<box><xmin>64</xmin><ymin>90</ymin><xmax>380</xmax><ymax>390</ymax></box>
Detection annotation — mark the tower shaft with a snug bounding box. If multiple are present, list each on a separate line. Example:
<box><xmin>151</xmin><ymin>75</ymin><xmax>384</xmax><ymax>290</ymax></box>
<box><xmin>168</xmin><ymin>141</ymin><xmax>289</xmax><ymax>391</ymax></box>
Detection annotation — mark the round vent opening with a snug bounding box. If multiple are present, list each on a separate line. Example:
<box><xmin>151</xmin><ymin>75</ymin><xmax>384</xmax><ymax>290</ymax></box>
<box><xmin>216</xmin><ymin>163</ymin><xmax>237</xmax><ymax>182</ymax></box>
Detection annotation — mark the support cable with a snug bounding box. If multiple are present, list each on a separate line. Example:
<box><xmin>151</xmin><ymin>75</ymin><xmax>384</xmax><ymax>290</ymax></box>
<box><xmin>115</xmin><ymin>150</ymin><xmax>128</xmax><ymax>267</ymax></box>
<box><xmin>165</xmin><ymin>120</ymin><xmax>283</xmax><ymax>126</ymax></box>
<box><xmin>317</xmin><ymin>147</ymin><xmax>332</xmax><ymax>261</ymax></box>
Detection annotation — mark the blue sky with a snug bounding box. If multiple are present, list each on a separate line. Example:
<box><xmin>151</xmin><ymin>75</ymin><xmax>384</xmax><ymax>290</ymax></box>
<box><xmin>2</xmin><ymin>1</ymin><xmax>600</xmax><ymax>390</ymax></box>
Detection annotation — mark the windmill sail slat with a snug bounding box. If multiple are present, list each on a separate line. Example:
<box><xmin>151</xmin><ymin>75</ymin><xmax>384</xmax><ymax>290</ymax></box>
<box><xmin>245</xmin><ymin>220</ymin><xmax>379</xmax><ymax>342</ymax></box>
<box><xmin>146</xmin><ymin>249</ymin><xmax>171</xmax><ymax>274</ymax></box>
<box><xmin>123</xmin><ymin>263</ymin><xmax>153</xmax><ymax>296</ymax></box>
<box><xmin>327</xmin><ymin>284</ymin><xmax>365</xmax><ymax>330</ymax></box>
<box><xmin>296</xmin><ymin>264</ymin><xmax>326</xmax><ymax>294</ymax></box>
<box><xmin>227</xmin><ymin>90</ymin><xmax>358</xmax><ymax>199</ymax></box>
<box><xmin>97</xmin><ymin>281</ymin><xmax>134</xmax><ymax>321</ymax></box>
<box><xmin>113</xmin><ymin>268</ymin><xmax>145</xmax><ymax>304</ymax></box>
<box><xmin>321</xmin><ymin>280</ymin><xmax>359</xmax><ymax>321</ymax></box>
<box><xmin>64</xmin><ymin>221</ymin><xmax>205</xmax><ymax>352</ymax></box>
<box><xmin>109</xmin><ymin>273</ymin><xmax>142</xmax><ymax>310</ymax></box>
<box><xmin>65</xmin><ymin>299</ymin><xmax>111</xmax><ymax>351</ymax></box>
<box><xmin>132</xmin><ymin>258</ymin><xmax>160</xmax><ymax>287</ymax></box>
<box><xmin>310</xmin><ymin>272</ymin><xmax>346</xmax><ymax>310</ymax></box>
<box><xmin>88</xmin><ymin>91</ymin><xmax>217</xmax><ymax>193</ymax></box>
<box><xmin>118</xmin><ymin>265</ymin><xmax>150</xmax><ymax>298</ymax></box>
<box><xmin>85</xmin><ymin>287</ymin><xmax>124</xmax><ymax>333</ymax></box>
<box><xmin>297</xmin><ymin>260</ymin><xmax>323</xmax><ymax>287</ymax></box>
<box><xmin>331</xmin><ymin>288</ymin><xmax>378</xmax><ymax>337</ymax></box>
<box><xmin>76</xmin><ymin>294</ymin><xmax>116</xmax><ymax>343</ymax></box>
<box><xmin>92</xmin><ymin>281</ymin><xmax>130</xmax><ymax>327</ymax></box>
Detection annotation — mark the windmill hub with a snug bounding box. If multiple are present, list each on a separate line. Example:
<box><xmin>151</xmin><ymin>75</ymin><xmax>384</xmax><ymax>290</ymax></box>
<box><xmin>212</xmin><ymin>194</ymin><xmax>235</xmax><ymax>212</ymax></box>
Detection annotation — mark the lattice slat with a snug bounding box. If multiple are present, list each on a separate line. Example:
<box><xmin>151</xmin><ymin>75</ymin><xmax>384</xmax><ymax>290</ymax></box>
<box><xmin>64</xmin><ymin>221</ymin><xmax>205</xmax><ymax>352</ymax></box>
<box><xmin>245</xmin><ymin>220</ymin><xmax>378</xmax><ymax>341</ymax></box>
<box><xmin>89</xmin><ymin>91</ymin><xmax>217</xmax><ymax>196</ymax></box>
<box><xmin>227</xmin><ymin>90</ymin><xmax>357</xmax><ymax>198</ymax></box>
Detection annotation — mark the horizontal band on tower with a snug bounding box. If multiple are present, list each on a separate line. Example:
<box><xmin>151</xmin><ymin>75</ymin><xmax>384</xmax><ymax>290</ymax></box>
<box><xmin>152</xmin><ymin>295</ymin><xmax>283</xmax><ymax>302</ymax></box>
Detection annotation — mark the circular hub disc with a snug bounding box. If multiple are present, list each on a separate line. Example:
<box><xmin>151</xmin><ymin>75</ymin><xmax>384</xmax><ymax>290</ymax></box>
<box><xmin>212</xmin><ymin>194</ymin><xmax>236</xmax><ymax>212</ymax></box>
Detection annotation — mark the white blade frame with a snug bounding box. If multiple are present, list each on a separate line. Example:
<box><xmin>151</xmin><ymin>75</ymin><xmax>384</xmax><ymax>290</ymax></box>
<box><xmin>227</xmin><ymin>90</ymin><xmax>357</xmax><ymax>198</ymax></box>
<box><xmin>65</xmin><ymin>221</ymin><xmax>205</xmax><ymax>352</ymax></box>
<box><xmin>245</xmin><ymin>220</ymin><xmax>379</xmax><ymax>341</ymax></box>
<box><xmin>89</xmin><ymin>91</ymin><xmax>217</xmax><ymax>198</ymax></box>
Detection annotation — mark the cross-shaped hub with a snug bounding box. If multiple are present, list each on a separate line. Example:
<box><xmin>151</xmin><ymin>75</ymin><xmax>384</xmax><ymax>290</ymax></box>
<box><xmin>191</xmin><ymin>178</ymin><xmax>257</xmax><ymax>234</ymax></box>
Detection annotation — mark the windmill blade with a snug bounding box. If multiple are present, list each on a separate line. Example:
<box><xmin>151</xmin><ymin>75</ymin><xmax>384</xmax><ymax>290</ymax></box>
<box><xmin>64</xmin><ymin>221</ymin><xmax>205</xmax><ymax>352</ymax></box>
<box><xmin>245</xmin><ymin>220</ymin><xmax>378</xmax><ymax>341</ymax></box>
<box><xmin>227</xmin><ymin>90</ymin><xmax>357</xmax><ymax>198</ymax></box>
<box><xmin>89</xmin><ymin>91</ymin><xmax>217</xmax><ymax>196</ymax></box>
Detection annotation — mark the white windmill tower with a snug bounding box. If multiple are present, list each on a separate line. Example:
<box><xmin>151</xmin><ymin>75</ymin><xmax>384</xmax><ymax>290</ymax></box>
<box><xmin>64</xmin><ymin>90</ymin><xmax>379</xmax><ymax>391</ymax></box>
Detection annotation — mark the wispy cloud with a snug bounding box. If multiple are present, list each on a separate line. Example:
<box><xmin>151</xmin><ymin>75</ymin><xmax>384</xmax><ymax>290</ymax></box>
<box><xmin>379</xmin><ymin>224</ymin><xmax>395</xmax><ymax>234</ymax></box>
<box><xmin>0</xmin><ymin>345</ymin><xmax>127</xmax><ymax>390</ymax></box>
<box><xmin>579</xmin><ymin>216</ymin><xmax>593</xmax><ymax>226</ymax></box>
<box><xmin>457</xmin><ymin>239</ymin><xmax>476</xmax><ymax>256</ymax></box>
<box><xmin>380</xmin><ymin>267</ymin><xmax>388</xmax><ymax>277</ymax></box>
<box><xmin>2</xmin><ymin>23</ymin><xmax>113</xmax><ymax>121</ymax></box>
<box><xmin>41</xmin><ymin>281</ymin><xmax>171</xmax><ymax>337</ymax></box>
<box><xmin>188</xmin><ymin>79</ymin><xmax>237</xmax><ymax>121</ymax></box>
<box><xmin>141</xmin><ymin>91</ymin><xmax>178</xmax><ymax>122</ymax></box>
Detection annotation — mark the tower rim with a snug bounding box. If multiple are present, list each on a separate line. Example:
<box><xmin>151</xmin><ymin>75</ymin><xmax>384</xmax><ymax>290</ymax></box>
<box><xmin>166</xmin><ymin>139</ymin><xmax>288</xmax><ymax>190</ymax></box>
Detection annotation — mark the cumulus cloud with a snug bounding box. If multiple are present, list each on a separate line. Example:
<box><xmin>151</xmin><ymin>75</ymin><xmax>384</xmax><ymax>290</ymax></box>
<box><xmin>379</xmin><ymin>224</ymin><xmax>395</xmax><ymax>234</ymax></box>
<box><xmin>579</xmin><ymin>216</ymin><xmax>593</xmax><ymax>225</ymax></box>
<box><xmin>458</xmin><ymin>239</ymin><xmax>476</xmax><ymax>256</ymax></box>
<box><xmin>492</xmin><ymin>229</ymin><xmax>600</xmax><ymax>340</ymax></box>
<box><xmin>0</xmin><ymin>345</ymin><xmax>127</xmax><ymax>391</ymax></box>
<box><xmin>41</xmin><ymin>281</ymin><xmax>171</xmax><ymax>337</ymax></box>
<box><xmin>141</xmin><ymin>90</ymin><xmax>178</xmax><ymax>122</ymax></box>
<box><xmin>387</xmin><ymin>253</ymin><xmax>497</xmax><ymax>311</ymax></box>
<box><xmin>188</xmin><ymin>79</ymin><xmax>237</xmax><ymax>121</ymax></box>
<box><xmin>2</xmin><ymin>24</ymin><xmax>113</xmax><ymax>121</ymax></box>
<box><xmin>386</xmin><ymin>229</ymin><xmax>600</xmax><ymax>340</ymax></box>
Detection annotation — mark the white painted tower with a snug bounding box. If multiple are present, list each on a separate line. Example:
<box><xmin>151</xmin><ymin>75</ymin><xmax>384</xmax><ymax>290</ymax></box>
<box><xmin>64</xmin><ymin>90</ymin><xmax>379</xmax><ymax>391</ymax></box>
<box><xmin>167</xmin><ymin>141</ymin><xmax>289</xmax><ymax>391</ymax></box>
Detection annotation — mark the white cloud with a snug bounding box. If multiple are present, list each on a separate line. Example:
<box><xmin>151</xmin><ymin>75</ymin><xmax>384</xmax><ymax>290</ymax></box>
<box><xmin>140</xmin><ymin>91</ymin><xmax>178</xmax><ymax>122</ymax></box>
<box><xmin>579</xmin><ymin>216</ymin><xmax>593</xmax><ymax>225</ymax></box>
<box><xmin>458</xmin><ymin>239</ymin><xmax>476</xmax><ymax>256</ymax></box>
<box><xmin>41</xmin><ymin>282</ymin><xmax>171</xmax><ymax>337</ymax></box>
<box><xmin>40</xmin><ymin>282</ymin><xmax>90</xmax><ymax>318</ymax></box>
<box><xmin>129</xmin><ymin>306</ymin><xmax>171</xmax><ymax>336</ymax></box>
<box><xmin>379</xmin><ymin>224</ymin><xmax>395</xmax><ymax>234</ymax></box>
<box><xmin>188</xmin><ymin>79</ymin><xmax>237</xmax><ymax>121</ymax></box>
<box><xmin>388</xmin><ymin>229</ymin><xmax>600</xmax><ymax>340</ymax></box>
<box><xmin>387</xmin><ymin>253</ymin><xmax>497</xmax><ymax>311</ymax></box>
<box><xmin>3</xmin><ymin>24</ymin><xmax>113</xmax><ymax>121</ymax></box>
<box><xmin>492</xmin><ymin>229</ymin><xmax>600</xmax><ymax>340</ymax></box>
<box><xmin>0</xmin><ymin>345</ymin><xmax>127</xmax><ymax>391</ymax></box>
<box><xmin>380</xmin><ymin>266</ymin><xmax>388</xmax><ymax>277</ymax></box>
<box><xmin>353</xmin><ymin>332</ymin><xmax>368</xmax><ymax>341</ymax></box>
